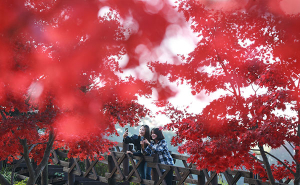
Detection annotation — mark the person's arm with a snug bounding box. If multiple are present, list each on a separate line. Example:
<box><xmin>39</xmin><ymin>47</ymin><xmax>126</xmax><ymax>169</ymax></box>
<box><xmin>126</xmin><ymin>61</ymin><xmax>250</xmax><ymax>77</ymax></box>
<box><xmin>132</xmin><ymin>151</ymin><xmax>143</xmax><ymax>156</ymax></box>
<box><xmin>144</xmin><ymin>142</ymin><xmax>153</xmax><ymax>155</ymax></box>
<box><xmin>152</xmin><ymin>140</ymin><xmax>168</xmax><ymax>153</ymax></box>
<box><xmin>123</xmin><ymin>134</ymin><xmax>138</xmax><ymax>144</ymax></box>
<box><xmin>126</xmin><ymin>150</ymin><xmax>142</xmax><ymax>157</ymax></box>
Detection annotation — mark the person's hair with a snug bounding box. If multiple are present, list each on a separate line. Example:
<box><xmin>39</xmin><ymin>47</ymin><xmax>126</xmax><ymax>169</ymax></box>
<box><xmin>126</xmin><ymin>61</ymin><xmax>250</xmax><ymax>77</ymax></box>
<box><xmin>141</xmin><ymin>125</ymin><xmax>151</xmax><ymax>142</ymax></box>
<box><xmin>151</xmin><ymin>128</ymin><xmax>165</xmax><ymax>141</ymax></box>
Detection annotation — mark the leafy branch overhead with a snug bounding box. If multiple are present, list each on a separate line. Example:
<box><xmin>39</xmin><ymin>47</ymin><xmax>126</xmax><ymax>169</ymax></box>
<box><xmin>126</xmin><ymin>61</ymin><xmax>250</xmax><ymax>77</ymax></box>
<box><xmin>1</xmin><ymin>0</ymin><xmax>300</xmax><ymax>185</ymax></box>
<box><xmin>0</xmin><ymin>0</ymin><xmax>178</xmax><ymax>184</ymax></box>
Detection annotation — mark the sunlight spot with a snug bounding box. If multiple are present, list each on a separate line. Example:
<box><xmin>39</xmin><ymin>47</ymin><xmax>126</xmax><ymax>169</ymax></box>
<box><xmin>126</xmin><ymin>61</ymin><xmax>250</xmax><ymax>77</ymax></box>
<box><xmin>98</xmin><ymin>6</ymin><xmax>111</xmax><ymax>17</ymax></box>
<box><xmin>28</xmin><ymin>82</ymin><xmax>44</xmax><ymax>100</ymax></box>
<box><xmin>238</xmin><ymin>38</ymin><xmax>254</xmax><ymax>48</ymax></box>
<box><xmin>280</xmin><ymin>0</ymin><xmax>300</xmax><ymax>15</ymax></box>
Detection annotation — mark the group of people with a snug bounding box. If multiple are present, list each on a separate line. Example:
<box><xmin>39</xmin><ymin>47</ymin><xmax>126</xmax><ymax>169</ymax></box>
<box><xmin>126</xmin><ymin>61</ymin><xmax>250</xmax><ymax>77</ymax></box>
<box><xmin>123</xmin><ymin>125</ymin><xmax>174</xmax><ymax>185</ymax></box>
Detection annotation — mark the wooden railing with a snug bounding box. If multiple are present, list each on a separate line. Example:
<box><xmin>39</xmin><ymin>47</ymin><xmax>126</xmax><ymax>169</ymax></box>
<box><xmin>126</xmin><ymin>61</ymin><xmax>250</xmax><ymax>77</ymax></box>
<box><xmin>2</xmin><ymin>142</ymin><xmax>290</xmax><ymax>185</ymax></box>
<box><xmin>48</xmin><ymin>142</ymin><xmax>289</xmax><ymax>185</ymax></box>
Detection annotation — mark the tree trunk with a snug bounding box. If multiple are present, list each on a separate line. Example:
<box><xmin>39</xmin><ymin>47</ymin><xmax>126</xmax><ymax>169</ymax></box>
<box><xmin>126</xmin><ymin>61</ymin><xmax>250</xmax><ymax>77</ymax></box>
<box><xmin>295</xmin><ymin>179</ymin><xmax>299</xmax><ymax>185</ymax></box>
<box><xmin>41</xmin><ymin>164</ymin><xmax>48</xmax><ymax>185</ymax></box>
<box><xmin>296</xmin><ymin>108</ymin><xmax>300</xmax><ymax>185</ymax></box>
<box><xmin>26</xmin><ymin>175</ymin><xmax>37</xmax><ymax>185</ymax></box>
<box><xmin>20</xmin><ymin>130</ymin><xmax>55</xmax><ymax>185</ymax></box>
<box><xmin>294</xmin><ymin>163</ymin><xmax>300</xmax><ymax>185</ymax></box>
<box><xmin>259</xmin><ymin>145</ymin><xmax>276</xmax><ymax>185</ymax></box>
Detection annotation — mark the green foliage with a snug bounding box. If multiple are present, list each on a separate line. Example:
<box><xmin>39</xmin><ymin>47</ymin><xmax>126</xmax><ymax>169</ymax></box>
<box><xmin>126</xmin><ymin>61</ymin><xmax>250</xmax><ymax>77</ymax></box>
<box><xmin>218</xmin><ymin>175</ymin><xmax>228</xmax><ymax>185</ymax></box>
<box><xmin>78</xmin><ymin>161</ymin><xmax>86</xmax><ymax>172</ymax></box>
<box><xmin>0</xmin><ymin>166</ymin><xmax>28</xmax><ymax>185</ymax></box>
<box><xmin>129</xmin><ymin>182</ymin><xmax>139</xmax><ymax>185</ymax></box>
<box><xmin>14</xmin><ymin>179</ymin><xmax>28</xmax><ymax>185</ymax></box>
<box><xmin>94</xmin><ymin>162</ymin><xmax>108</xmax><ymax>176</ymax></box>
<box><xmin>0</xmin><ymin>167</ymin><xmax>16</xmax><ymax>182</ymax></box>
<box><xmin>54</xmin><ymin>172</ymin><xmax>65</xmax><ymax>177</ymax></box>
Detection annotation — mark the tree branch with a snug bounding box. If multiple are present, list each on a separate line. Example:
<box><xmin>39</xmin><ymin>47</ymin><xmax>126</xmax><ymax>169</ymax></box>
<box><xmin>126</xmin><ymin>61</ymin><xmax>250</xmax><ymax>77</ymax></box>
<box><xmin>19</xmin><ymin>138</ymin><xmax>35</xmax><ymax>179</ymax></box>
<box><xmin>288</xmin><ymin>141</ymin><xmax>294</xmax><ymax>149</ymax></box>
<box><xmin>18</xmin><ymin>130</ymin><xmax>55</xmax><ymax>185</ymax></box>
<box><xmin>225</xmin><ymin>87</ymin><xmax>235</xmax><ymax>94</ymax></box>
<box><xmin>282</xmin><ymin>144</ymin><xmax>296</xmax><ymax>162</ymax></box>
<box><xmin>251</xmin><ymin>149</ymin><xmax>296</xmax><ymax>176</ymax></box>
<box><xmin>251</xmin><ymin>83</ymin><xmax>259</xmax><ymax>96</ymax></box>
<box><xmin>28</xmin><ymin>143</ymin><xmax>47</xmax><ymax>153</ymax></box>
<box><xmin>0</xmin><ymin>110</ymin><xmax>6</xmax><ymax>121</ymax></box>
<box><xmin>258</xmin><ymin>145</ymin><xmax>276</xmax><ymax>185</ymax></box>
<box><xmin>218</xmin><ymin>56</ymin><xmax>239</xmax><ymax>98</ymax></box>
<box><xmin>264</xmin><ymin>151</ymin><xmax>296</xmax><ymax>176</ymax></box>
<box><xmin>249</xmin><ymin>152</ymin><xmax>264</xmax><ymax>164</ymax></box>
<box><xmin>284</xmin><ymin>178</ymin><xmax>291</xmax><ymax>184</ymax></box>
<box><xmin>34</xmin><ymin>129</ymin><xmax>55</xmax><ymax>178</ymax></box>
<box><xmin>287</xmin><ymin>73</ymin><xmax>297</xmax><ymax>90</ymax></box>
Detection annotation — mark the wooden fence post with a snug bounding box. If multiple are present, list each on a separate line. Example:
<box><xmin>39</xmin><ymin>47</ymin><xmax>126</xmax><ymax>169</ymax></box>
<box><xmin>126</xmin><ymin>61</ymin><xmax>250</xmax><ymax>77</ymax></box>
<box><xmin>123</xmin><ymin>142</ymin><xmax>130</xmax><ymax>185</ymax></box>
<box><xmin>212</xmin><ymin>172</ymin><xmax>218</xmax><ymax>185</ymax></box>
<box><xmin>151</xmin><ymin>154</ymin><xmax>159</xmax><ymax>184</ymax></box>
<box><xmin>68</xmin><ymin>158</ymin><xmax>75</xmax><ymax>185</ymax></box>
<box><xmin>198</xmin><ymin>170</ymin><xmax>205</xmax><ymax>185</ymax></box>
<box><xmin>108</xmin><ymin>155</ymin><xmax>116</xmax><ymax>185</ymax></box>
<box><xmin>170</xmin><ymin>168</ymin><xmax>175</xmax><ymax>185</ymax></box>
<box><xmin>41</xmin><ymin>164</ymin><xmax>48</xmax><ymax>185</ymax></box>
<box><xmin>85</xmin><ymin>158</ymin><xmax>90</xmax><ymax>171</ymax></box>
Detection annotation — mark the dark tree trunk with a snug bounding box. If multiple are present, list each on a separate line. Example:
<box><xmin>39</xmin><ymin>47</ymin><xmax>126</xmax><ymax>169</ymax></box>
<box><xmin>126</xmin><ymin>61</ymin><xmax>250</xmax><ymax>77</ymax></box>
<box><xmin>294</xmin><ymin>163</ymin><xmax>300</xmax><ymax>185</ymax></box>
<box><xmin>295</xmin><ymin>179</ymin><xmax>299</xmax><ymax>185</ymax></box>
<box><xmin>259</xmin><ymin>145</ymin><xmax>276</xmax><ymax>185</ymax></box>
<box><xmin>41</xmin><ymin>164</ymin><xmax>48</xmax><ymax>185</ymax></box>
<box><xmin>19</xmin><ymin>130</ymin><xmax>55</xmax><ymax>185</ymax></box>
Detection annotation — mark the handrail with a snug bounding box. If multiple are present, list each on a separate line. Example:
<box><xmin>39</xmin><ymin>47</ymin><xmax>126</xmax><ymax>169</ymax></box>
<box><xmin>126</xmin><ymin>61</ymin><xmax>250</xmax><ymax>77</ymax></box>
<box><xmin>47</xmin><ymin>142</ymin><xmax>288</xmax><ymax>185</ymax></box>
<box><xmin>3</xmin><ymin>141</ymin><xmax>289</xmax><ymax>185</ymax></box>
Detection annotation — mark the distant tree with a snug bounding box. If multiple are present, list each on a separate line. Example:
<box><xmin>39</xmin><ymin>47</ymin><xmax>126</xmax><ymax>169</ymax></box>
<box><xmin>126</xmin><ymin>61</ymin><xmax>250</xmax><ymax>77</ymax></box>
<box><xmin>150</xmin><ymin>0</ymin><xmax>300</xmax><ymax>184</ymax></box>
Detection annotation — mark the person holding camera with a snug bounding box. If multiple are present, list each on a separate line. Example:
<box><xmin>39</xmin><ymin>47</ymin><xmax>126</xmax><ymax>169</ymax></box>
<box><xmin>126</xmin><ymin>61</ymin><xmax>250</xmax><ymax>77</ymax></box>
<box><xmin>123</xmin><ymin>125</ymin><xmax>151</xmax><ymax>184</ymax></box>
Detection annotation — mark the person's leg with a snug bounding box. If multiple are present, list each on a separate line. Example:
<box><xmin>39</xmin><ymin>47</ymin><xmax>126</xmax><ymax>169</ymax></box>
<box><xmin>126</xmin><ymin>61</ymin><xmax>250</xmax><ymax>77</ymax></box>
<box><xmin>145</xmin><ymin>162</ymin><xmax>151</xmax><ymax>180</ymax></box>
<box><xmin>164</xmin><ymin>169</ymin><xmax>173</xmax><ymax>185</ymax></box>
<box><xmin>136</xmin><ymin>160</ymin><xmax>145</xmax><ymax>185</ymax></box>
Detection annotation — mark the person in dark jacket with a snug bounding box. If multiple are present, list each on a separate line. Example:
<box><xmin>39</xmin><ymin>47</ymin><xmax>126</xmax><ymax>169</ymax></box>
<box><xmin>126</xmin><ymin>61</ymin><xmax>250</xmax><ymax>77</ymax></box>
<box><xmin>123</xmin><ymin>125</ymin><xmax>151</xmax><ymax>184</ymax></box>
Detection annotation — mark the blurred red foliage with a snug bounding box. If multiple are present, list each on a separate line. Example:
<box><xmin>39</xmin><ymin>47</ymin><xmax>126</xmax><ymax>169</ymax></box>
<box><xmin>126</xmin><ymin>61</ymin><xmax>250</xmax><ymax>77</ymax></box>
<box><xmin>1</xmin><ymin>0</ymin><xmax>300</xmax><ymax>184</ymax></box>
<box><xmin>0</xmin><ymin>0</ymin><xmax>180</xmax><ymax>183</ymax></box>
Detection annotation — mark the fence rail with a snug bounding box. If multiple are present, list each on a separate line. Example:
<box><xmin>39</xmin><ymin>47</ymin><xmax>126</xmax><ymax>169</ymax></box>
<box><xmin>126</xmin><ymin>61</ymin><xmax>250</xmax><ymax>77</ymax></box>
<box><xmin>1</xmin><ymin>142</ymin><xmax>289</xmax><ymax>185</ymax></box>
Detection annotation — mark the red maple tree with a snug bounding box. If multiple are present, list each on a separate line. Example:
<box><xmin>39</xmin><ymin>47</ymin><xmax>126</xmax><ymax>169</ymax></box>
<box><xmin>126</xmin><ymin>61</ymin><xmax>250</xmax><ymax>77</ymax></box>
<box><xmin>149</xmin><ymin>0</ymin><xmax>300</xmax><ymax>184</ymax></box>
<box><xmin>2</xmin><ymin>0</ymin><xmax>299</xmax><ymax>185</ymax></box>
<box><xmin>0</xmin><ymin>0</ymin><xmax>182</xmax><ymax>184</ymax></box>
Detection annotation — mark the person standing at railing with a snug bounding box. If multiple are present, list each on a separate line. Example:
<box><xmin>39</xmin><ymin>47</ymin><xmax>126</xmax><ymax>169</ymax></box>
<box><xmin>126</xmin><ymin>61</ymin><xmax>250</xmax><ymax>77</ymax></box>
<box><xmin>123</xmin><ymin>125</ymin><xmax>152</xmax><ymax>184</ymax></box>
<box><xmin>143</xmin><ymin>128</ymin><xmax>174</xmax><ymax>185</ymax></box>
